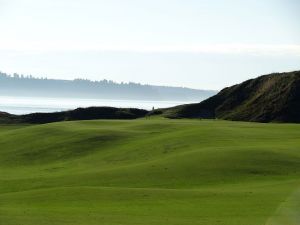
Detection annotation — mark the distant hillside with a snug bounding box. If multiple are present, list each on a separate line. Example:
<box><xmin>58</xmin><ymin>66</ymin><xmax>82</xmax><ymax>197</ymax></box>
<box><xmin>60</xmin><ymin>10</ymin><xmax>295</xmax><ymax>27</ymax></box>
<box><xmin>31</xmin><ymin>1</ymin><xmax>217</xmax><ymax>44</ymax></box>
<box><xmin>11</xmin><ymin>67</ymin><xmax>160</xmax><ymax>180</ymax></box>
<box><xmin>3</xmin><ymin>71</ymin><xmax>300</xmax><ymax>124</ymax></box>
<box><xmin>159</xmin><ymin>71</ymin><xmax>300</xmax><ymax>123</ymax></box>
<box><xmin>0</xmin><ymin>72</ymin><xmax>216</xmax><ymax>101</ymax></box>
<box><xmin>0</xmin><ymin>107</ymin><xmax>148</xmax><ymax>124</ymax></box>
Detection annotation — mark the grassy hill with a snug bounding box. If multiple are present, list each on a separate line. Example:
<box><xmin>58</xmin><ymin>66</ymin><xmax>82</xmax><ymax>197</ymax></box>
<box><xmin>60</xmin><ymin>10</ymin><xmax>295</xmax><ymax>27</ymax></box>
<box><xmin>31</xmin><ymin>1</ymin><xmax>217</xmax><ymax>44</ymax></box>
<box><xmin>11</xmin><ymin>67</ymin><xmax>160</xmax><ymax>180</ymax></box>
<box><xmin>2</xmin><ymin>71</ymin><xmax>300</xmax><ymax>125</ymax></box>
<box><xmin>160</xmin><ymin>71</ymin><xmax>300</xmax><ymax>122</ymax></box>
<box><xmin>0</xmin><ymin>107</ymin><xmax>148</xmax><ymax>124</ymax></box>
<box><xmin>1</xmin><ymin>118</ymin><xmax>300</xmax><ymax>225</ymax></box>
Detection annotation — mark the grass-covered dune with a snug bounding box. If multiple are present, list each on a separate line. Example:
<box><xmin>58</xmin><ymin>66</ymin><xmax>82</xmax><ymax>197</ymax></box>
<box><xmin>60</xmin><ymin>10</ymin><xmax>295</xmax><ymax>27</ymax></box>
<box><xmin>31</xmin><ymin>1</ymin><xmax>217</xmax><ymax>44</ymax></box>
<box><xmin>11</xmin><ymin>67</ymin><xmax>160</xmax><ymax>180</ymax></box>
<box><xmin>1</xmin><ymin>118</ymin><xmax>300</xmax><ymax>225</ymax></box>
<box><xmin>159</xmin><ymin>71</ymin><xmax>300</xmax><ymax>123</ymax></box>
<box><xmin>0</xmin><ymin>107</ymin><xmax>148</xmax><ymax>124</ymax></box>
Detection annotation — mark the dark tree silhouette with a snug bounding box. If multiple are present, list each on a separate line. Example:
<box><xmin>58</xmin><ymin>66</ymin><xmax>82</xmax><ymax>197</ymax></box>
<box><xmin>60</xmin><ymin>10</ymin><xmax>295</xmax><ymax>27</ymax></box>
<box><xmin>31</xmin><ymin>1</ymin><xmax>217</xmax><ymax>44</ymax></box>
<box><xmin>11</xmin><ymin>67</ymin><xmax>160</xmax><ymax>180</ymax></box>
<box><xmin>0</xmin><ymin>71</ymin><xmax>216</xmax><ymax>101</ymax></box>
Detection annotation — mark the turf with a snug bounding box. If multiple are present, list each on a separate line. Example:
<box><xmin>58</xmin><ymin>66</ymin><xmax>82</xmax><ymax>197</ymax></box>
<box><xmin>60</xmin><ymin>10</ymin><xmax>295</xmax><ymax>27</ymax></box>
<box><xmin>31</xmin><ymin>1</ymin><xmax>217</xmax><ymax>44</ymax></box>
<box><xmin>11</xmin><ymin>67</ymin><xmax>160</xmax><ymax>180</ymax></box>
<box><xmin>0</xmin><ymin>118</ymin><xmax>300</xmax><ymax>225</ymax></box>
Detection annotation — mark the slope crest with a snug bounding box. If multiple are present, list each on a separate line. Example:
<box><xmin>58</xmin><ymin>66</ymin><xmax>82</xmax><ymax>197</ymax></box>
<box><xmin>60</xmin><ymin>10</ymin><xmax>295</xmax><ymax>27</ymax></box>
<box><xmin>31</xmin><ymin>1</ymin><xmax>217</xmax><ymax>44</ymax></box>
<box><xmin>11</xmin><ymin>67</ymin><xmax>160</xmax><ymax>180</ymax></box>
<box><xmin>162</xmin><ymin>71</ymin><xmax>300</xmax><ymax>123</ymax></box>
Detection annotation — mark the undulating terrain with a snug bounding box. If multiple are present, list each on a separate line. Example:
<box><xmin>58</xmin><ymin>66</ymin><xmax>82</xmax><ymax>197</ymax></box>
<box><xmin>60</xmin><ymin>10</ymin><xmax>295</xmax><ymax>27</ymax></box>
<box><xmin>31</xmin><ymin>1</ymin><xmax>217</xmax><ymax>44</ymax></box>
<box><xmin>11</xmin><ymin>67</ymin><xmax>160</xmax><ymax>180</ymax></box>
<box><xmin>2</xmin><ymin>71</ymin><xmax>300</xmax><ymax>125</ymax></box>
<box><xmin>160</xmin><ymin>71</ymin><xmax>300</xmax><ymax>122</ymax></box>
<box><xmin>0</xmin><ymin>107</ymin><xmax>148</xmax><ymax>124</ymax></box>
<box><xmin>1</xmin><ymin>118</ymin><xmax>300</xmax><ymax>225</ymax></box>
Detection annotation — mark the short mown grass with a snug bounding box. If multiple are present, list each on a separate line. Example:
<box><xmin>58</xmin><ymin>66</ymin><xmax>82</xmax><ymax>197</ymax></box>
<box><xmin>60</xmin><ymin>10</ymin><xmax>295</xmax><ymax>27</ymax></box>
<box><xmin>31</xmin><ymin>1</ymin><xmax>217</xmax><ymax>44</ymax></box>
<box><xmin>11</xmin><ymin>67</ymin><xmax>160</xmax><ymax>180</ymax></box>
<box><xmin>0</xmin><ymin>118</ymin><xmax>300</xmax><ymax>225</ymax></box>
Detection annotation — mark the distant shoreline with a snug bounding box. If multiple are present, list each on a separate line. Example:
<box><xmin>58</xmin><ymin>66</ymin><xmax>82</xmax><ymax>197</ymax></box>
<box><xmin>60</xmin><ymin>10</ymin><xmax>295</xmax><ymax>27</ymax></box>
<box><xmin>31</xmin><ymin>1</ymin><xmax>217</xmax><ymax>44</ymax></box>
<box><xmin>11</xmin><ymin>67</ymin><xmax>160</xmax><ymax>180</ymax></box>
<box><xmin>0</xmin><ymin>95</ymin><xmax>198</xmax><ymax>115</ymax></box>
<box><xmin>0</xmin><ymin>71</ymin><xmax>217</xmax><ymax>101</ymax></box>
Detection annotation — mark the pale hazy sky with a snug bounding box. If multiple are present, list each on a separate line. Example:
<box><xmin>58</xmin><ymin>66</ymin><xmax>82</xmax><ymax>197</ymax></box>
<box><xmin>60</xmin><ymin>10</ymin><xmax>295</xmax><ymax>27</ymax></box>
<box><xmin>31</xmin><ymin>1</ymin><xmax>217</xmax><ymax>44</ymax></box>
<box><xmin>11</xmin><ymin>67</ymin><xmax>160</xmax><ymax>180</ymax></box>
<box><xmin>0</xmin><ymin>0</ymin><xmax>299</xmax><ymax>89</ymax></box>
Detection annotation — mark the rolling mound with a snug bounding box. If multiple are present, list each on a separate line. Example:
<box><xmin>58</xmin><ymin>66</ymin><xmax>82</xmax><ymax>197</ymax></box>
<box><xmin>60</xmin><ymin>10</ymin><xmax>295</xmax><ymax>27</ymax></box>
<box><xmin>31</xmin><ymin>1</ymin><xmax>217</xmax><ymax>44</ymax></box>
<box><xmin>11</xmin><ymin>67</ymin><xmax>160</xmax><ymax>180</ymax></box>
<box><xmin>161</xmin><ymin>71</ymin><xmax>300</xmax><ymax>122</ymax></box>
<box><xmin>0</xmin><ymin>107</ymin><xmax>148</xmax><ymax>124</ymax></box>
<box><xmin>1</xmin><ymin>119</ymin><xmax>300</xmax><ymax>225</ymax></box>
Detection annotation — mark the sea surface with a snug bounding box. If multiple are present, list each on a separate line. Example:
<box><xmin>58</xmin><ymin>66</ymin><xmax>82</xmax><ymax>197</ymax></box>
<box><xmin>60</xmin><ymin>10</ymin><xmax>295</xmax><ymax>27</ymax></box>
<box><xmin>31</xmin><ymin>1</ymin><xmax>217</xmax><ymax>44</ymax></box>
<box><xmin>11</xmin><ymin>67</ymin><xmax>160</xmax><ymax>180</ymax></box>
<box><xmin>0</xmin><ymin>96</ymin><xmax>199</xmax><ymax>115</ymax></box>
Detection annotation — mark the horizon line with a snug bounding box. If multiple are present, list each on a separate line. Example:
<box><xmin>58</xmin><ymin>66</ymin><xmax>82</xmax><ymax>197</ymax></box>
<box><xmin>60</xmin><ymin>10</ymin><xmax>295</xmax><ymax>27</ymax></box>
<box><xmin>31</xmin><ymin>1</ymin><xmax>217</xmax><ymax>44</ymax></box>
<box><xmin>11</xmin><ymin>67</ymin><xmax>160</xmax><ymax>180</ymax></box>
<box><xmin>0</xmin><ymin>71</ymin><xmax>218</xmax><ymax>92</ymax></box>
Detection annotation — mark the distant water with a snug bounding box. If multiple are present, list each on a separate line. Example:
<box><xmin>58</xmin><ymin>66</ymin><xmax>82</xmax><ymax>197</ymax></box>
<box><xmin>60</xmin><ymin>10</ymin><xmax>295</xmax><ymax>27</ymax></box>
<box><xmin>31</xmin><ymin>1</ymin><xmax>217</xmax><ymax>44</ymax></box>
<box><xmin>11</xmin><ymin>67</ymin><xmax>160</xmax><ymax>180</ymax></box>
<box><xmin>0</xmin><ymin>96</ymin><xmax>200</xmax><ymax>115</ymax></box>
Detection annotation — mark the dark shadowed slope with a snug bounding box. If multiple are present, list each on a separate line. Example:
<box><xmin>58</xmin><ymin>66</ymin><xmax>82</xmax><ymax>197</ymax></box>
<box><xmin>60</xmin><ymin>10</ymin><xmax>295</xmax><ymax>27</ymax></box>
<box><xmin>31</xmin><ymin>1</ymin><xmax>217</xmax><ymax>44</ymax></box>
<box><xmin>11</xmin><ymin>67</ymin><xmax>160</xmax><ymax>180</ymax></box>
<box><xmin>160</xmin><ymin>71</ymin><xmax>300</xmax><ymax>123</ymax></box>
<box><xmin>2</xmin><ymin>71</ymin><xmax>300</xmax><ymax>124</ymax></box>
<box><xmin>0</xmin><ymin>107</ymin><xmax>148</xmax><ymax>124</ymax></box>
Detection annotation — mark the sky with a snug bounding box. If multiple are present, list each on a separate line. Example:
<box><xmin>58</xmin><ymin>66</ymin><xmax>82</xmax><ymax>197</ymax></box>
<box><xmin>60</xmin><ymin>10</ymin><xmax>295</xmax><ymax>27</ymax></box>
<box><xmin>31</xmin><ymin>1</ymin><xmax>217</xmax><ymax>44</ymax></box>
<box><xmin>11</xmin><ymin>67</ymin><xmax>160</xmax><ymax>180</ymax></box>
<box><xmin>0</xmin><ymin>0</ymin><xmax>299</xmax><ymax>90</ymax></box>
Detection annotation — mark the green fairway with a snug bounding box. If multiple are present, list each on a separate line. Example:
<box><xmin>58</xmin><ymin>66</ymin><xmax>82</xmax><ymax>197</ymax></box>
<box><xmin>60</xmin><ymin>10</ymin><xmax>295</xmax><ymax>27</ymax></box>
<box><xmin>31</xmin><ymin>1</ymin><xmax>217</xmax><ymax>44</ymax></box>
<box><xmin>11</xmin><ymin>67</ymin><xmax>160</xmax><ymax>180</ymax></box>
<box><xmin>0</xmin><ymin>118</ymin><xmax>300</xmax><ymax>225</ymax></box>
